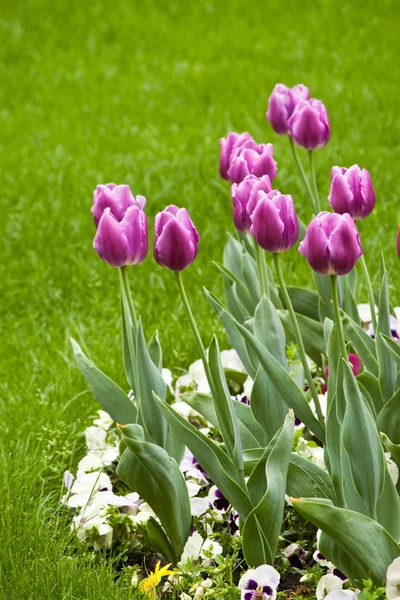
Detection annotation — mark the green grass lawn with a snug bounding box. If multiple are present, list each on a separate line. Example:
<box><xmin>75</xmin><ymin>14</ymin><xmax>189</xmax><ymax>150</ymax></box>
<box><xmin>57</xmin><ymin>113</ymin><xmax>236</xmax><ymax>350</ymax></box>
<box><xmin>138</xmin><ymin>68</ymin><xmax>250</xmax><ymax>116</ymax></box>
<box><xmin>1</xmin><ymin>0</ymin><xmax>399</xmax><ymax>597</ymax></box>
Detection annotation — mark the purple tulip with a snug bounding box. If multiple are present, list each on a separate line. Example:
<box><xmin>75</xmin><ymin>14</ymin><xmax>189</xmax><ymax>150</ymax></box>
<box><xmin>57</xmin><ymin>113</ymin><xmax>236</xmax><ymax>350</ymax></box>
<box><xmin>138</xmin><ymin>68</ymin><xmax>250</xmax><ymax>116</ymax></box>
<box><xmin>154</xmin><ymin>205</ymin><xmax>199</xmax><ymax>271</ymax></box>
<box><xmin>299</xmin><ymin>212</ymin><xmax>363</xmax><ymax>275</ymax></box>
<box><xmin>219</xmin><ymin>132</ymin><xmax>253</xmax><ymax>180</ymax></box>
<box><xmin>266</xmin><ymin>83</ymin><xmax>310</xmax><ymax>135</ymax></box>
<box><xmin>328</xmin><ymin>165</ymin><xmax>376</xmax><ymax>220</ymax></box>
<box><xmin>288</xmin><ymin>99</ymin><xmax>330</xmax><ymax>150</ymax></box>
<box><xmin>250</xmin><ymin>190</ymin><xmax>299</xmax><ymax>253</ymax></box>
<box><xmin>93</xmin><ymin>206</ymin><xmax>148</xmax><ymax>267</ymax></box>
<box><xmin>231</xmin><ymin>174</ymin><xmax>272</xmax><ymax>233</ymax></box>
<box><xmin>92</xmin><ymin>183</ymin><xmax>146</xmax><ymax>227</ymax></box>
<box><xmin>228</xmin><ymin>142</ymin><xmax>277</xmax><ymax>184</ymax></box>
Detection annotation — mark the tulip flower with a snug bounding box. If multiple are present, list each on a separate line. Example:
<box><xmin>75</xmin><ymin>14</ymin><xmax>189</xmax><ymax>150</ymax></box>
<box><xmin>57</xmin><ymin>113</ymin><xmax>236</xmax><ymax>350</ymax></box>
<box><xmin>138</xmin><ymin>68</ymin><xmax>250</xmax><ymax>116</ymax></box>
<box><xmin>93</xmin><ymin>206</ymin><xmax>148</xmax><ymax>267</ymax></box>
<box><xmin>154</xmin><ymin>205</ymin><xmax>199</xmax><ymax>271</ymax></box>
<box><xmin>328</xmin><ymin>165</ymin><xmax>376</xmax><ymax>220</ymax></box>
<box><xmin>228</xmin><ymin>142</ymin><xmax>277</xmax><ymax>184</ymax></box>
<box><xmin>266</xmin><ymin>83</ymin><xmax>310</xmax><ymax>135</ymax></box>
<box><xmin>219</xmin><ymin>132</ymin><xmax>253</xmax><ymax>180</ymax></box>
<box><xmin>231</xmin><ymin>174</ymin><xmax>272</xmax><ymax>233</ymax></box>
<box><xmin>299</xmin><ymin>212</ymin><xmax>362</xmax><ymax>275</ymax></box>
<box><xmin>250</xmin><ymin>190</ymin><xmax>299</xmax><ymax>253</ymax></box>
<box><xmin>288</xmin><ymin>99</ymin><xmax>330</xmax><ymax>150</ymax></box>
<box><xmin>91</xmin><ymin>183</ymin><xmax>146</xmax><ymax>227</ymax></box>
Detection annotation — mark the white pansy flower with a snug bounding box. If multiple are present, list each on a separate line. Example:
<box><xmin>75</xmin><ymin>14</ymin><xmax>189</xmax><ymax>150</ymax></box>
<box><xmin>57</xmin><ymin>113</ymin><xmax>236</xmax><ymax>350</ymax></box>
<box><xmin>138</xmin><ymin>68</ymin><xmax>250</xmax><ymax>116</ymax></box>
<box><xmin>76</xmin><ymin>453</ymin><xmax>104</xmax><ymax>477</ymax></box>
<box><xmin>220</xmin><ymin>349</ymin><xmax>246</xmax><ymax>372</ymax></box>
<box><xmin>93</xmin><ymin>410</ymin><xmax>113</xmax><ymax>431</ymax></box>
<box><xmin>63</xmin><ymin>470</ymin><xmax>74</xmax><ymax>490</ymax></box>
<box><xmin>85</xmin><ymin>426</ymin><xmax>108</xmax><ymax>451</ymax></box>
<box><xmin>200</xmin><ymin>537</ymin><xmax>223</xmax><ymax>559</ymax></box>
<box><xmin>172</xmin><ymin>401</ymin><xmax>194</xmax><ymax>420</ymax></box>
<box><xmin>310</xmin><ymin>394</ymin><xmax>328</xmax><ymax>420</ymax></box>
<box><xmin>180</xmin><ymin>449</ymin><xmax>208</xmax><ymax>484</ymax></box>
<box><xmin>386</xmin><ymin>556</ymin><xmax>400</xmax><ymax>600</ymax></box>
<box><xmin>180</xmin><ymin>531</ymin><xmax>204</xmax><ymax>563</ymax></box>
<box><xmin>180</xmin><ymin>594</ymin><xmax>192</xmax><ymax>600</ymax></box>
<box><xmin>357</xmin><ymin>303</ymin><xmax>378</xmax><ymax>324</ymax></box>
<box><xmin>186</xmin><ymin>480</ymin><xmax>201</xmax><ymax>497</ymax></box>
<box><xmin>190</xmin><ymin>496</ymin><xmax>209</xmax><ymax>517</ymax></box>
<box><xmin>162</xmin><ymin>368</ymin><xmax>174</xmax><ymax>393</ymax></box>
<box><xmin>243</xmin><ymin>376</ymin><xmax>254</xmax><ymax>398</ymax></box>
<box><xmin>62</xmin><ymin>472</ymin><xmax>112</xmax><ymax>508</ymax></box>
<box><xmin>197</xmin><ymin>375</ymin><xmax>211</xmax><ymax>394</ymax></box>
<box><xmin>316</xmin><ymin>574</ymin><xmax>344</xmax><ymax>600</ymax></box>
<box><xmin>238</xmin><ymin>564</ymin><xmax>280</xmax><ymax>600</ymax></box>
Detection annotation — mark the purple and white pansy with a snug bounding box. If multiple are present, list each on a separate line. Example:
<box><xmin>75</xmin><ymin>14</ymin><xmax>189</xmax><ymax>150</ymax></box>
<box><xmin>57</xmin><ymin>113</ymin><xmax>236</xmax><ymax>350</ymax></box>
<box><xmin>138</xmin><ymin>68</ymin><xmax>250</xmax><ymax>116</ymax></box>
<box><xmin>238</xmin><ymin>565</ymin><xmax>280</xmax><ymax>600</ymax></box>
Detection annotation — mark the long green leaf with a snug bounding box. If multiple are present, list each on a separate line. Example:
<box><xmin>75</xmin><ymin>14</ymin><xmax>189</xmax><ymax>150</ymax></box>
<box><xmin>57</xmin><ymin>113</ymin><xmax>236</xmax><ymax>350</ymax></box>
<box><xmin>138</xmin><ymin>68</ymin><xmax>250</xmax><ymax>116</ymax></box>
<box><xmin>242</xmin><ymin>411</ymin><xmax>294</xmax><ymax>566</ymax></box>
<box><xmin>377</xmin><ymin>387</ymin><xmax>400</xmax><ymax>444</ymax></box>
<box><xmin>155</xmin><ymin>395</ymin><xmax>253</xmax><ymax>520</ymax></box>
<box><xmin>117</xmin><ymin>424</ymin><xmax>191</xmax><ymax>562</ymax></box>
<box><xmin>279</xmin><ymin>309</ymin><xmax>325</xmax><ymax>366</ymax></box>
<box><xmin>71</xmin><ymin>338</ymin><xmax>137</xmax><ymax>425</ymax></box>
<box><xmin>236</xmin><ymin>322</ymin><xmax>325</xmax><ymax>442</ymax></box>
<box><xmin>376</xmin><ymin>269</ymin><xmax>397</xmax><ymax>402</ymax></box>
<box><xmin>292</xmin><ymin>498</ymin><xmax>400</xmax><ymax>585</ymax></box>
<box><xmin>286</xmin><ymin>454</ymin><xmax>337</xmax><ymax>502</ymax></box>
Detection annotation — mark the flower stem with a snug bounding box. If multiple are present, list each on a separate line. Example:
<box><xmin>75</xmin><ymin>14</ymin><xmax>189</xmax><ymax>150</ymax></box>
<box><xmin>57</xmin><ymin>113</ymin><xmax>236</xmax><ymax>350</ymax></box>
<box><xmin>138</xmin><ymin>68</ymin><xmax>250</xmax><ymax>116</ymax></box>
<box><xmin>175</xmin><ymin>271</ymin><xmax>213</xmax><ymax>388</ymax></box>
<box><xmin>274</xmin><ymin>253</ymin><xmax>325</xmax><ymax>426</ymax></box>
<box><xmin>308</xmin><ymin>150</ymin><xmax>321</xmax><ymax>213</ymax></box>
<box><xmin>330</xmin><ymin>275</ymin><xmax>348</xmax><ymax>360</ymax></box>
<box><xmin>120</xmin><ymin>266</ymin><xmax>138</xmax><ymax>338</ymax></box>
<box><xmin>289</xmin><ymin>136</ymin><xmax>317</xmax><ymax>214</ymax></box>
<box><xmin>358</xmin><ymin>246</ymin><xmax>378</xmax><ymax>334</ymax></box>
<box><xmin>254</xmin><ymin>237</ymin><xmax>269</xmax><ymax>296</ymax></box>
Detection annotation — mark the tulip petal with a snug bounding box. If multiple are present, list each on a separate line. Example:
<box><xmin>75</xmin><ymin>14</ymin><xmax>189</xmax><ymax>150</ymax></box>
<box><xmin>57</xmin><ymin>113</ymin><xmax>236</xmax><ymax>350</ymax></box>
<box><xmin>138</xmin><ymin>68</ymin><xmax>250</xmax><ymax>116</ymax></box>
<box><xmin>329</xmin><ymin>172</ymin><xmax>354</xmax><ymax>215</ymax></box>
<box><xmin>121</xmin><ymin>205</ymin><xmax>148</xmax><ymax>265</ymax></box>
<box><xmin>329</xmin><ymin>214</ymin><xmax>363</xmax><ymax>275</ymax></box>
<box><xmin>299</xmin><ymin>220</ymin><xmax>330</xmax><ymax>274</ymax></box>
<box><xmin>155</xmin><ymin>218</ymin><xmax>196</xmax><ymax>271</ymax></box>
<box><xmin>94</xmin><ymin>208</ymin><xmax>128</xmax><ymax>267</ymax></box>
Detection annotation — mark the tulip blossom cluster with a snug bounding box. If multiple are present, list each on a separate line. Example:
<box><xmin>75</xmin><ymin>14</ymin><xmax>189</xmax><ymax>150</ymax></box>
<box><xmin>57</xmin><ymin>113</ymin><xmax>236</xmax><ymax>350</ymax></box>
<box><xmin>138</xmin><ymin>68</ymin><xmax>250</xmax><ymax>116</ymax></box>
<box><xmin>266</xmin><ymin>83</ymin><xmax>330</xmax><ymax>149</ymax></box>
<box><xmin>219</xmin><ymin>132</ymin><xmax>277</xmax><ymax>184</ymax></box>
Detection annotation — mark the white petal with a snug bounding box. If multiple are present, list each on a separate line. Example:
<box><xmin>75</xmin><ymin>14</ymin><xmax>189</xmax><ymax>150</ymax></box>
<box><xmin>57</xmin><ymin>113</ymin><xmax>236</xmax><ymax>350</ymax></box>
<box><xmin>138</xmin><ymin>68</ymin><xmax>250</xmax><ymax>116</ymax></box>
<box><xmin>253</xmin><ymin>564</ymin><xmax>280</xmax><ymax>588</ymax></box>
<box><xmin>387</xmin><ymin>557</ymin><xmax>400</xmax><ymax>586</ymax></box>
<box><xmin>190</xmin><ymin>497</ymin><xmax>209</xmax><ymax>517</ymax></box>
<box><xmin>316</xmin><ymin>574</ymin><xmax>343</xmax><ymax>600</ymax></box>
<box><xmin>180</xmin><ymin>531</ymin><xmax>204</xmax><ymax>563</ymax></box>
<box><xmin>186</xmin><ymin>480</ymin><xmax>201</xmax><ymax>497</ymax></box>
<box><xmin>220</xmin><ymin>349</ymin><xmax>246</xmax><ymax>372</ymax></box>
<box><xmin>357</xmin><ymin>303</ymin><xmax>377</xmax><ymax>324</ymax></box>
<box><xmin>325</xmin><ymin>592</ymin><xmax>355</xmax><ymax>600</ymax></box>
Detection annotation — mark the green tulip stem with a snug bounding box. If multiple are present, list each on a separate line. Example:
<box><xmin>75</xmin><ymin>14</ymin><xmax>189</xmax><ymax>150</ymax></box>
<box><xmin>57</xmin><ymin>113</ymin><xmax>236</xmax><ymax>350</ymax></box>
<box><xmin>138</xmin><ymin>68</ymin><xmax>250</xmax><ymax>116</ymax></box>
<box><xmin>175</xmin><ymin>271</ymin><xmax>213</xmax><ymax>388</ymax></box>
<box><xmin>308</xmin><ymin>150</ymin><xmax>321</xmax><ymax>213</ymax></box>
<box><xmin>120</xmin><ymin>266</ymin><xmax>138</xmax><ymax>338</ymax></box>
<box><xmin>356</xmin><ymin>230</ymin><xmax>378</xmax><ymax>334</ymax></box>
<box><xmin>289</xmin><ymin>136</ymin><xmax>317</xmax><ymax>214</ymax></box>
<box><xmin>330</xmin><ymin>275</ymin><xmax>348</xmax><ymax>360</ymax></box>
<box><xmin>254</xmin><ymin>237</ymin><xmax>269</xmax><ymax>296</ymax></box>
<box><xmin>273</xmin><ymin>253</ymin><xmax>325</xmax><ymax>427</ymax></box>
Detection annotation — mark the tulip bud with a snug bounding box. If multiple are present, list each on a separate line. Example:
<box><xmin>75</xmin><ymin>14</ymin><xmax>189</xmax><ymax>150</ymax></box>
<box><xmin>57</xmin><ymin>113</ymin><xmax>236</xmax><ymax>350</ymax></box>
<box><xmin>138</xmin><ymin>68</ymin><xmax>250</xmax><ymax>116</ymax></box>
<box><xmin>299</xmin><ymin>212</ymin><xmax>363</xmax><ymax>275</ymax></box>
<box><xmin>328</xmin><ymin>165</ymin><xmax>376</xmax><ymax>220</ymax></box>
<box><xmin>219</xmin><ymin>132</ymin><xmax>253</xmax><ymax>180</ymax></box>
<box><xmin>154</xmin><ymin>205</ymin><xmax>199</xmax><ymax>271</ymax></box>
<box><xmin>230</xmin><ymin>174</ymin><xmax>272</xmax><ymax>233</ymax></box>
<box><xmin>228</xmin><ymin>142</ymin><xmax>277</xmax><ymax>184</ymax></box>
<box><xmin>266</xmin><ymin>83</ymin><xmax>310</xmax><ymax>135</ymax></box>
<box><xmin>250</xmin><ymin>190</ymin><xmax>299</xmax><ymax>253</ymax></box>
<box><xmin>93</xmin><ymin>206</ymin><xmax>148</xmax><ymax>267</ymax></box>
<box><xmin>288</xmin><ymin>98</ymin><xmax>330</xmax><ymax>150</ymax></box>
<box><xmin>91</xmin><ymin>183</ymin><xmax>146</xmax><ymax>227</ymax></box>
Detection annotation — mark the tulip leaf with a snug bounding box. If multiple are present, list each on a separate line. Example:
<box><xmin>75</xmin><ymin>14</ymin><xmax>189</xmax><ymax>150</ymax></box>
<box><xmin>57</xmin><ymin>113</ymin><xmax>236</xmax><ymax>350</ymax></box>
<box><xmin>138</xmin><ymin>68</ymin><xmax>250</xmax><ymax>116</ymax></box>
<box><xmin>236</xmin><ymin>321</ymin><xmax>325</xmax><ymax>442</ymax></box>
<box><xmin>224</xmin><ymin>278</ymin><xmax>248</xmax><ymax>323</ymax></box>
<box><xmin>380</xmin><ymin>432</ymin><xmax>400</xmax><ymax>475</ymax></box>
<box><xmin>318</xmin><ymin>532</ymin><xmax>372</xmax><ymax>586</ymax></box>
<box><xmin>278</xmin><ymin>309</ymin><xmax>325</xmax><ymax>366</ymax></box>
<box><xmin>376</xmin><ymin>387</ymin><xmax>400</xmax><ymax>444</ymax></box>
<box><xmin>135</xmin><ymin>320</ymin><xmax>167</xmax><ymax>448</ymax></box>
<box><xmin>214</xmin><ymin>261</ymin><xmax>257</xmax><ymax>316</ymax></box>
<box><xmin>183</xmin><ymin>391</ymin><xmax>264</xmax><ymax>449</ymax></box>
<box><xmin>291</xmin><ymin>498</ymin><xmax>400</xmax><ymax>585</ymax></box>
<box><xmin>154</xmin><ymin>394</ymin><xmax>253</xmax><ymax>520</ymax></box>
<box><xmin>376</xmin><ymin>270</ymin><xmax>397</xmax><ymax>402</ymax></box>
<box><xmin>286</xmin><ymin>454</ymin><xmax>337</xmax><ymax>502</ymax></box>
<box><xmin>342</xmin><ymin>359</ymin><xmax>386</xmax><ymax>520</ymax></box>
<box><xmin>380</xmin><ymin>333</ymin><xmax>400</xmax><ymax>368</ymax></box>
<box><xmin>356</xmin><ymin>370</ymin><xmax>382</xmax><ymax>417</ymax></box>
<box><xmin>148</xmin><ymin>330</ymin><xmax>163</xmax><ymax>371</ymax></box>
<box><xmin>342</xmin><ymin>314</ymin><xmax>378</xmax><ymax>376</ymax></box>
<box><xmin>137</xmin><ymin>516</ymin><xmax>175</xmax><ymax>564</ymax></box>
<box><xmin>285</xmin><ymin>286</ymin><xmax>320</xmax><ymax>321</ymax></box>
<box><xmin>250</xmin><ymin>297</ymin><xmax>288</xmax><ymax>440</ymax></box>
<box><xmin>70</xmin><ymin>338</ymin><xmax>137</xmax><ymax>425</ymax></box>
<box><xmin>204</xmin><ymin>288</ymin><xmax>256</xmax><ymax>378</ymax></box>
<box><xmin>117</xmin><ymin>424</ymin><xmax>191</xmax><ymax>563</ymax></box>
<box><xmin>208</xmin><ymin>335</ymin><xmax>243</xmax><ymax>470</ymax></box>
<box><xmin>242</xmin><ymin>411</ymin><xmax>294</xmax><ymax>566</ymax></box>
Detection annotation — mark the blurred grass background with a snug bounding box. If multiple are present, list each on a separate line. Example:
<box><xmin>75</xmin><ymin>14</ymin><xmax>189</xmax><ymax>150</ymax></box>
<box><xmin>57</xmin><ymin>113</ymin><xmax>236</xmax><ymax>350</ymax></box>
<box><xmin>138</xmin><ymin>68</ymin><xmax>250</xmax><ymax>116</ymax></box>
<box><xmin>1</xmin><ymin>0</ymin><xmax>399</xmax><ymax>597</ymax></box>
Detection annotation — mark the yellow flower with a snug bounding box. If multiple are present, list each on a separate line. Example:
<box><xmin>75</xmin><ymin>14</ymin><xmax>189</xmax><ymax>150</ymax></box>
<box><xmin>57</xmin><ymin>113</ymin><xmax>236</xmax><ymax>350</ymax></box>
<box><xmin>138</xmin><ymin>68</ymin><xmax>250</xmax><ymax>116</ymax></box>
<box><xmin>139</xmin><ymin>562</ymin><xmax>175</xmax><ymax>599</ymax></box>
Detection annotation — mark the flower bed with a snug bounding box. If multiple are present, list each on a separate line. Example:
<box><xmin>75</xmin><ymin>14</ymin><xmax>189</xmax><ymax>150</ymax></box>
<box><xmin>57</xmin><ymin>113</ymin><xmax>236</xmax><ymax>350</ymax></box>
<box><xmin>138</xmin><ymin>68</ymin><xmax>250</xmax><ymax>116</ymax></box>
<box><xmin>63</xmin><ymin>82</ymin><xmax>400</xmax><ymax>599</ymax></box>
